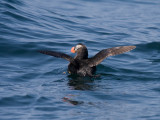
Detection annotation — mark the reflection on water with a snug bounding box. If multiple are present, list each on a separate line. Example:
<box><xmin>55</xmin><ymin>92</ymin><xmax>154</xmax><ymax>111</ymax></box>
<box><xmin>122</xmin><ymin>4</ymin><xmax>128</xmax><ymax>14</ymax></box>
<box><xmin>62</xmin><ymin>75</ymin><xmax>100</xmax><ymax>105</ymax></box>
<box><xmin>68</xmin><ymin>75</ymin><xmax>95</xmax><ymax>90</ymax></box>
<box><xmin>62</xmin><ymin>75</ymin><xmax>96</xmax><ymax>105</ymax></box>
<box><xmin>62</xmin><ymin>97</ymin><xmax>84</xmax><ymax>105</ymax></box>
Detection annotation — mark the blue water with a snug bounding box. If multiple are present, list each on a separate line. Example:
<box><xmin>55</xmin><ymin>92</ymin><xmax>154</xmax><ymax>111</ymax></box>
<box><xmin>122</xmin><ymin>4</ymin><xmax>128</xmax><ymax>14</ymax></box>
<box><xmin>0</xmin><ymin>0</ymin><xmax>160</xmax><ymax>119</ymax></box>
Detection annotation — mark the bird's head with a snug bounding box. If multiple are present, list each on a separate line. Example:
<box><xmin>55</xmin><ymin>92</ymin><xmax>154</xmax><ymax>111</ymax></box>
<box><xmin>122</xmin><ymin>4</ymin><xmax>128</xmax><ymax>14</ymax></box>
<box><xmin>71</xmin><ymin>43</ymin><xmax>85</xmax><ymax>53</ymax></box>
<box><xmin>71</xmin><ymin>43</ymin><xmax>88</xmax><ymax>59</ymax></box>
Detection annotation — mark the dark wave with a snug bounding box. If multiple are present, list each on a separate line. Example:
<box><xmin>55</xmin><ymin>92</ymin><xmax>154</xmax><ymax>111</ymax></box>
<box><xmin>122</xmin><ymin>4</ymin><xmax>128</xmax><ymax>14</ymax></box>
<box><xmin>1</xmin><ymin>0</ymin><xmax>23</xmax><ymax>5</ymax></box>
<box><xmin>136</xmin><ymin>42</ymin><xmax>160</xmax><ymax>51</ymax></box>
<box><xmin>0</xmin><ymin>94</ymin><xmax>35</xmax><ymax>107</ymax></box>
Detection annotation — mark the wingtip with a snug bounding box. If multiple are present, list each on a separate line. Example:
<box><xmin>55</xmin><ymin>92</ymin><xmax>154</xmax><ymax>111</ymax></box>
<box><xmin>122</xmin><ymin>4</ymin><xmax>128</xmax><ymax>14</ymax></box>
<box><xmin>37</xmin><ymin>50</ymin><xmax>48</xmax><ymax>55</ymax></box>
<box><xmin>37</xmin><ymin>50</ymin><xmax>41</xmax><ymax>53</ymax></box>
<box><xmin>130</xmin><ymin>45</ymin><xmax>136</xmax><ymax>50</ymax></box>
<box><xmin>125</xmin><ymin>45</ymin><xmax>136</xmax><ymax>52</ymax></box>
<box><xmin>132</xmin><ymin>45</ymin><xmax>136</xmax><ymax>48</ymax></box>
<box><xmin>37</xmin><ymin>50</ymin><xmax>43</xmax><ymax>53</ymax></box>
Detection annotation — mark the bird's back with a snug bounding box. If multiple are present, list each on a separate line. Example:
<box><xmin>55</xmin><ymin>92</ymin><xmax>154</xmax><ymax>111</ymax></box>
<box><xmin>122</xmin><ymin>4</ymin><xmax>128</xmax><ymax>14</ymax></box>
<box><xmin>68</xmin><ymin>59</ymin><xmax>96</xmax><ymax>76</ymax></box>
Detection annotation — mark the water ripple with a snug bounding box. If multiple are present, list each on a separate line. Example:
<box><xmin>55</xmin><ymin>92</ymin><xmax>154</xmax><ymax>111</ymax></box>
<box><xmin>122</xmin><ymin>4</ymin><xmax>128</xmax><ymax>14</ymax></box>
<box><xmin>0</xmin><ymin>0</ymin><xmax>160</xmax><ymax>120</ymax></box>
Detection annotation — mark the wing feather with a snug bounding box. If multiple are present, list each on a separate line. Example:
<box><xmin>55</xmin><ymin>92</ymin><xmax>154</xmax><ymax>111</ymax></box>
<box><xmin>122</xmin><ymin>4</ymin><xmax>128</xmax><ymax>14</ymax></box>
<box><xmin>88</xmin><ymin>46</ymin><xmax>136</xmax><ymax>67</ymax></box>
<box><xmin>38</xmin><ymin>50</ymin><xmax>73</xmax><ymax>62</ymax></box>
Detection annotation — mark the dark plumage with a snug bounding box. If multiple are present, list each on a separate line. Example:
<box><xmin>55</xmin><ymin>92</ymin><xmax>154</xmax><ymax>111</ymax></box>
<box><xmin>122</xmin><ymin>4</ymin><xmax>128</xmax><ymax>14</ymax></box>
<box><xmin>39</xmin><ymin>43</ymin><xmax>136</xmax><ymax>77</ymax></box>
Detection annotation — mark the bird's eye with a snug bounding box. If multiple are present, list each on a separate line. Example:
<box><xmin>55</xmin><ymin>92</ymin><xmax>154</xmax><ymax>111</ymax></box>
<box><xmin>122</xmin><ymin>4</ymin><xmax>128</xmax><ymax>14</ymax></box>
<box><xmin>75</xmin><ymin>45</ymin><xmax>82</xmax><ymax>50</ymax></box>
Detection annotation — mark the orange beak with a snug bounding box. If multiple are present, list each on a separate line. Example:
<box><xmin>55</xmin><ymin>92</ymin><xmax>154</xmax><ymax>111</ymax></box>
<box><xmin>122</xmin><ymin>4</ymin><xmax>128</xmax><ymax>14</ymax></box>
<box><xmin>71</xmin><ymin>47</ymin><xmax>75</xmax><ymax>53</ymax></box>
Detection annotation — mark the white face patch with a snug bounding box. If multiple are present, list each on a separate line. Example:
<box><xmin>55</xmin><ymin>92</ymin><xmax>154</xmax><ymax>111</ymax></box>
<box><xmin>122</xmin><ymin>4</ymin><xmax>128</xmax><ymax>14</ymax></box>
<box><xmin>75</xmin><ymin>44</ymin><xmax>82</xmax><ymax>51</ymax></box>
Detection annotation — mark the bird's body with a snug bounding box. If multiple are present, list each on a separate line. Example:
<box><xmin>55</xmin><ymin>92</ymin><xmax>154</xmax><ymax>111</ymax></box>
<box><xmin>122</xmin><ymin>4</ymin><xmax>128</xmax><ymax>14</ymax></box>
<box><xmin>68</xmin><ymin>59</ymin><xmax>96</xmax><ymax>76</ymax></box>
<box><xmin>39</xmin><ymin>43</ymin><xmax>136</xmax><ymax>77</ymax></box>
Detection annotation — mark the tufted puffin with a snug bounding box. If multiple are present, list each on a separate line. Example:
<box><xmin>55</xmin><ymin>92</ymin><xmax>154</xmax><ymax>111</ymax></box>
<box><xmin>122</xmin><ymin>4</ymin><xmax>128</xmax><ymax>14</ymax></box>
<box><xmin>39</xmin><ymin>43</ymin><xmax>136</xmax><ymax>77</ymax></box>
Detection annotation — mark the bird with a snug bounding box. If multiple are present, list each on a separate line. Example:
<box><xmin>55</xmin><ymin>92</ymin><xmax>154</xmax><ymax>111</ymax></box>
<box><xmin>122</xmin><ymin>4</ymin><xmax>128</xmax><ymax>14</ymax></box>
<box><xmin>39</xmin><ymin>43</ymin><xmax>136</xmax><ymax>77</ymax></box>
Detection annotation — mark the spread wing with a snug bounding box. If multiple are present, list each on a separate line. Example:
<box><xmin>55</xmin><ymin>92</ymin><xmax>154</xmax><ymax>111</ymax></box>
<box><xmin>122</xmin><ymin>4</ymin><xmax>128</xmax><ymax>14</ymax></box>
<box><xmin>38</xmin><ymin>50</ymin><xmax>73</xmax><ymax>62</ymax></box>
<box><xmin>88</xmin><ymin>46</ymin><xmax>136</xmax><ymax>67</ymax></box>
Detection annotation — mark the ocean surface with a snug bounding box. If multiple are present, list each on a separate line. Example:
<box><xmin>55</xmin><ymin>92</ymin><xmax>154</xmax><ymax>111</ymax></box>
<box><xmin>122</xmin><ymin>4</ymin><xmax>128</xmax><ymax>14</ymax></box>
<box><xmin>0</xmin><ymin>0</ymin><xmax>160</xmax><ymax>120</ymax></box>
